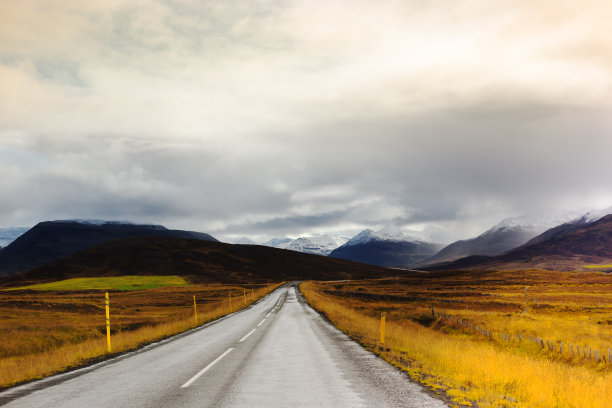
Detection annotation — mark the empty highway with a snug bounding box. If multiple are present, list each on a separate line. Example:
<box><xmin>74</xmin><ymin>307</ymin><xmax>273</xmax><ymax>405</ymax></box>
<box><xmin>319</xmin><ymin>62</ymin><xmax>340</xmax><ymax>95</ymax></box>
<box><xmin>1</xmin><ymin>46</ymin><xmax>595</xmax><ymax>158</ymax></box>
<box><xmin>0</xmin><ymin>284</ymin><xmax>446</xmax><ymax>407</ymax></box>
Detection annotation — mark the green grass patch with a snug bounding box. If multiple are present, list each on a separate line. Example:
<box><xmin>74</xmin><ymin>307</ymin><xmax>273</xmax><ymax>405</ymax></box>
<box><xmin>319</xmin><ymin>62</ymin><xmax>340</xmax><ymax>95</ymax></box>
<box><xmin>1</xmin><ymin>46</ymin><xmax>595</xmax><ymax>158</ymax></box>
<box><xmin>583</xmin><ymin>264</ymin><xmax>612</xmax><ymax>269</ymax></box>
<box><xmin>5</xmin><ymin>276</ymin><xmax>190</xmax><ymax>291</ymax></box>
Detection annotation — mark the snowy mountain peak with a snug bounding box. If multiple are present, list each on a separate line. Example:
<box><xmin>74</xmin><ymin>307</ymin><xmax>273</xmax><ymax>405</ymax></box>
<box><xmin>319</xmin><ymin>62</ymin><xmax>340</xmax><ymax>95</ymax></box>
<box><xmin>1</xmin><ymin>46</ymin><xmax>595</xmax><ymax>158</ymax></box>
<box><xmin>262</xmin><ymin>237</ymin><xmax>293</xmax><ymax>249</ymax></box>
<box><xmin>574</xmin><ymin>206</ymin><xmax>612</xmax><ymax>224</ymax></box>
<box><xmin>483</xmin><ymin>211</ymin><xmax>583</xmax><ymax>236</ymax></box>
<box><xmin>344</xmin><ymin>228</ymin><xmax>424</xmax><ymax>247</ymax></box>
<box><xmin>286</xmin><ymin>235</ymin><xmax>350</xmax><ymax>256</ymax></box>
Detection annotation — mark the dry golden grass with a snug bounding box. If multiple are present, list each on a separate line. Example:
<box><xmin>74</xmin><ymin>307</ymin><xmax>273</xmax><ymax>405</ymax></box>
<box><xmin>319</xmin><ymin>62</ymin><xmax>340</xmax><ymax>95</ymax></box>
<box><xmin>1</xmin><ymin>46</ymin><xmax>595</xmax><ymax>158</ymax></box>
<box><xmin>302</xmin><ymin>270</ymin><xmax>612</xmax><ymax>408</ymax></box>
<box><xmin>0</xmin><ymin>281</ymin><xmax>280</xmax><ymax>388</ymax></box>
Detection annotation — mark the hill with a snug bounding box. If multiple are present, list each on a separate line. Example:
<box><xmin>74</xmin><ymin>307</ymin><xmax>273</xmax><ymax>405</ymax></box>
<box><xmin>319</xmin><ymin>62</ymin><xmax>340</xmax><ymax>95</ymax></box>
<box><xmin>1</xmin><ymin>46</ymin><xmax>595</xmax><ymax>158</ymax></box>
<box><xmin>0</xmin><ymin>220</ymin><xmax>217</xmax><ymax>278</ymax></box>
<box><xmin>329</xmin><ymin>229</ymin><xmax>443</xmax><ymax>268</ymax></box>
<box><xmin>0</xmin><ymin>236</ymin><xmax>396</xmax><ymax>286</ymax></box>
<box><xmin>424</xmin><ymin>214</ymin><xmax>612</xmax><ymax>271</ymax></box>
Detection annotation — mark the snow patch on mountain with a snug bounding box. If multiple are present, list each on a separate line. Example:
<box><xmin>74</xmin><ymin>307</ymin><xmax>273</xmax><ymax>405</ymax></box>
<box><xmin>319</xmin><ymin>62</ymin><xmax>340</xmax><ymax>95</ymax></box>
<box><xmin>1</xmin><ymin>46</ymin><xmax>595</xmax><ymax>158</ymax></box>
<box><xmin>573</xmin><ymin>206</ymin><xmax>612</xmax><ymax>224</ymax></box>
<box><xmin>286</xmin><ymin>235</ymin><xmax>350</xmax><ymax>256</ymax></box>
<box><xmin>483</xmin><ymin>211</ymin><xmax>582</xmax><ymax>236</ymax></box>
<box><xmin>343</xmin><ymin>227</ymin><xmax>434</xmax><ymax>247</ymax></box>
<box><xmin>262</xmin><ymin>237</ymin><xmax>293</xmax><ymax>249</ymax></box>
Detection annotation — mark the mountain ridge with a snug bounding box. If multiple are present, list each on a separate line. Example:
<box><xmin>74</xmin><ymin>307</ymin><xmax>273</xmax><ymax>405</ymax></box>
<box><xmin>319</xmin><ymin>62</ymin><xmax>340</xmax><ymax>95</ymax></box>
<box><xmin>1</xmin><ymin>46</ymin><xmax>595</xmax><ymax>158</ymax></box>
<box><xmin>0</xmin><ymin>220</ymin><xmax>218</xmax><ymax>278</ymax></box>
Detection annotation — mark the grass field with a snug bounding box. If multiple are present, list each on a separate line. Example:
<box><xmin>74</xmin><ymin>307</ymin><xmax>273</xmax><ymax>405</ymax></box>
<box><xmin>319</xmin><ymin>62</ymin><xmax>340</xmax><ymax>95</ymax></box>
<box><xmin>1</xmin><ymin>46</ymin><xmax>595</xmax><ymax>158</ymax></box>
<box><xmin>3</xmin><ymin>276</ymin><xmax>190</xmax><ymax>291</ymax></box>
<box><xmin>583</xmin><ymin>264</ymin><xmax>612</xmax><ymax>270</ymax></box>
<box><xmin>302</xmin><ymin>270</ymin><xmax>612</xmax><ymax>407</ymax></box>
<box><xmin>0</xmin><ymin>279</ymin><xmax>281</xmax><ymax>388</ymax></box>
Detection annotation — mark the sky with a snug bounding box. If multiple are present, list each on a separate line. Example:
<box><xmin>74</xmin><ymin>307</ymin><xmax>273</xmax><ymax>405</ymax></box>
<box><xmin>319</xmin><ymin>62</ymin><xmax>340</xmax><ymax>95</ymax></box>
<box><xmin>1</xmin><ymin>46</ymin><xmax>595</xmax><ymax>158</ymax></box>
<box><xmin>1</xmin><ymin>0</ymin><xmax>611</xmax><ymax>243</ymax></box>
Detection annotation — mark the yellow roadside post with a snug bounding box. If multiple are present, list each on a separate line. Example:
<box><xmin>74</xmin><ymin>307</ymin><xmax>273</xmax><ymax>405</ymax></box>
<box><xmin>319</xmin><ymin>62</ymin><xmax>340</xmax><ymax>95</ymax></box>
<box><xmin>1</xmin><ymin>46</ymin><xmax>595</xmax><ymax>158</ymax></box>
<box><xmin>380</xmin><ymin>312</ymin><xmax>386</xmax><ymax>345</ymax></box>
<box><xmin>251</xmin><ymin>288</ymin><xmax>254</xmax><ymax>301</ymax></box>
<box><xmin>193</xmin><ymin>295</ymin><xmax>198</xmax><ymax>327</ymax></box>
<box><xmin>105</xmin><ymin>292</ymin><xmax>111</xmax><ymax>353</ymax></box>
<box><xmin>229</xmin><ymin>292</ymin><xmax>233</xmax><ymax>313</ymax></box>
<box><xmin>243</xmin><ymin>289</ymin><xmax>247</xmax><ymax>307</ymax></box>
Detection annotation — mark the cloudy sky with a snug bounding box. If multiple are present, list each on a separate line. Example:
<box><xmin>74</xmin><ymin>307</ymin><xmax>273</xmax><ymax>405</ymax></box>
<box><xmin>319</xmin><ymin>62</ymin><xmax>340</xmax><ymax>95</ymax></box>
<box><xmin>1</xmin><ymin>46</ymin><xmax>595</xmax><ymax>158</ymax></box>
<box><xmin>1</xmin><ymin>0</ymin><xmax>611</xmax><ymax>243</ymax></box>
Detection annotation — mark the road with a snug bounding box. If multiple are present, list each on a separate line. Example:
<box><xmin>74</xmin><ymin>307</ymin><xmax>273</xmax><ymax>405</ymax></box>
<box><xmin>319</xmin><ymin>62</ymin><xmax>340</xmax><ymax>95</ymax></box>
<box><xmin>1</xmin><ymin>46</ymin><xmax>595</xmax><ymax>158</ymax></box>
<box><xmin>0</xmin><ymin>283</ymin><xmax>447</xmax><ymax>407</ymax></box>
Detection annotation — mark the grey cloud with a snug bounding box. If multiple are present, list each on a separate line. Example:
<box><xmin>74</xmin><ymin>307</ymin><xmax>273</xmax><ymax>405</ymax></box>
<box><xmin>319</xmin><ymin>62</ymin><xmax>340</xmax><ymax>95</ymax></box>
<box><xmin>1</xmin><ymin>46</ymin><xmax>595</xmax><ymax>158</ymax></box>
<box><xmin>1</xmin><ymin>0</ymin><xmax>611</xmax><ymax>241</ymax></box>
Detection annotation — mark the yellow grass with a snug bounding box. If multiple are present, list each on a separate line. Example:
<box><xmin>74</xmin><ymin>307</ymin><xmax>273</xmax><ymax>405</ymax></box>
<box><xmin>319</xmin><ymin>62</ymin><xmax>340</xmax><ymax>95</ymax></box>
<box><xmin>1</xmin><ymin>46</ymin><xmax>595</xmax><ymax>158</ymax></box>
<box><xmin>302</xmin><ymin>278</ymin><xmax>612</xmax><ymax>408</ymax></box>
<box><xmin>0</xmin><ymin>283</ymin><xmax>281</xmax><ymax>388</ymax></box>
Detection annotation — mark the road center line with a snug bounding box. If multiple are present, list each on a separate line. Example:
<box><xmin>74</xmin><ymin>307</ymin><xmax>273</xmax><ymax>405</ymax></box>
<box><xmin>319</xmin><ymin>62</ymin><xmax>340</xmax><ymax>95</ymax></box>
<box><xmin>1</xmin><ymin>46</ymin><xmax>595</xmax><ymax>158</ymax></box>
<box><xmin>239</xmin><ymin>329</ymin><xmax>256</xmax><ymax>343</ymax></box>
<box><xmin>257</xmin><ymin>318</ymin><xmax>266</xmax><ymax>327</ymax></box>
<box><xmin>181</xmin><ymin>348</ymin><xmax>234</xmax><ymax>388</ymax></box>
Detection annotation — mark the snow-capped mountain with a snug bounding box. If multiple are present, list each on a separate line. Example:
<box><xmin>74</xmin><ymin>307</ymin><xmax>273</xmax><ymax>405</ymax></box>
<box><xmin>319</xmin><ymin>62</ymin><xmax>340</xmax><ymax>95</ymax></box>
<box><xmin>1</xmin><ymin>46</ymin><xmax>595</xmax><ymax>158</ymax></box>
<box><xmin>286</xmin><ymin>235</ymin><xmax>350</xmax><ymax>256</ymax></box>
<box><xmin>342</xmin><ymin>228</ymin><xmax>421</xmax><ymax>247</ymax></box>
<box><xmin>572</xmin><ymin>206</ymin><xmax>612</xmax><ymax>224</ymax></box>
<box><xmin>425</xmin><ymin>213</ymin><xmax>612</xmax><ymax>272</ymax></box>
<box><xmin>262</xmin><ymin>237</ymin><xmax>293</xmax><ymax>249</ymax></box>
<box><xmin>418</xmin><ymin>211</ymin><xmax>583</xmax><ymax>267</ymax></box>
<box><xmin>0</xmin><ymin>227</ymin><xmax>29</xmax><ymax>248</ymax></box>
<box><xmin>329</xmin><ymin>227</ymin><xmax>443</xmax><ymax>268</ymax></box>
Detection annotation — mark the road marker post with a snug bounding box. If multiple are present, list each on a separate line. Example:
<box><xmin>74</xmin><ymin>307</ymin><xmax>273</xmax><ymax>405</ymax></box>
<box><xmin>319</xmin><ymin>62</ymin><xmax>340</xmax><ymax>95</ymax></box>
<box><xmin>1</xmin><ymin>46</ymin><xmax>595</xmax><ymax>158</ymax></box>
<box><xmin>193</xmin><ymin>295</ymin><xmax>198</xmax><ymax>327</ymax></box>
<box><xmin>251</xmin><ymin>288</ymin><xmax>254</xmax><ymax>301</ymax></box>
<box><xmin>105</xmin><ymin>292</ymin><xmax>111</xmax><ymax>353</ymax></box>
<box><xmin>380</xmin><ymin>312</ymin><xmax>386</xmax><ymax>345</ymax></box>
<box><xmin>229</xmin><ymin>292</ymin><xmax>233</xmax><ymax>313</ymax></box>
<box><xmin>243</xmin><ymin>289</ymin><xmax>247</xmax><ymax>307</ymax></box>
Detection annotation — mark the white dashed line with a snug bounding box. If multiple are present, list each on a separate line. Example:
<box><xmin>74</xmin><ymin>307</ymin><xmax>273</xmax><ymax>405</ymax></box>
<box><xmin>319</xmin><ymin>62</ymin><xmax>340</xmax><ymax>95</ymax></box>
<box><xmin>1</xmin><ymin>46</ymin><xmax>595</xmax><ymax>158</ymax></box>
<box><xmin>181</xmin><ymin>348</ymin><xmax>234</xmax><ymax>388</ymax></box>
<box><xmin>257</xmin><ymin>319</ymin><xmax>266</xmax><ymax>327</ymax></box>
<box><xmin>239</xmin><ymin>329</ymin><xmax>256</xmax><ymax>343</ymax></box>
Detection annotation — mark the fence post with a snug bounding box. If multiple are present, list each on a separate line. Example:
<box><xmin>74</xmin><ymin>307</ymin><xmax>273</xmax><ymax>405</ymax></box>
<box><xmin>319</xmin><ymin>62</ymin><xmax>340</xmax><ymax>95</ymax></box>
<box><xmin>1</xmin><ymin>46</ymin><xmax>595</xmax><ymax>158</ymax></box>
<box><xmin>243</xmin><ymin>289</ymin><xmax>247</xmax><ymax>307</ymax></box>
<box><xmin>229</xmin><ymin>292</ymin><xmax>233</xmax><ymax>313</ymax></box>
<box><xmin>105</xmin><ymin>292</ymin><xmax>111</xmax><ymax>353</ymax></box>
<box><xmin>193</xmin><ymin>295</ymin><xmax>198</xmax><ymax>327</ymax></box>
<box><xmin>380</xmin><ymin>312</ymin><xmax>386</xmax><ymax>345</ymax></box>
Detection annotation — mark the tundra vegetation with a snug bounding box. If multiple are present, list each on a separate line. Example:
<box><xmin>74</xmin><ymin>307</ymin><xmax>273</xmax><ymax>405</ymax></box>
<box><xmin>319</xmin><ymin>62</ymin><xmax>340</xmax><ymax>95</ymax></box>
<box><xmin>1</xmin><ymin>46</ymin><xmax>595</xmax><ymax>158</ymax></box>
<box><xmin>302</xmin><ymin>269</ymin><xmax>612</xmax><ymax>408</ymax></box>
<box><xmin>0</xmin><ymin>276</ymin><xmax>279</xmax><ymax>388</ymax></box>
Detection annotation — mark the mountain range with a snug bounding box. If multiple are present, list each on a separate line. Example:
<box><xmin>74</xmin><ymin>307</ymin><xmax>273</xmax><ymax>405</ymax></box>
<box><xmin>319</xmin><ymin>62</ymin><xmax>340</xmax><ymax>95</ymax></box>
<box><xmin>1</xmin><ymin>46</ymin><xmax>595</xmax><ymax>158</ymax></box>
<box><xmin>417</xmin><ymin>212</ymin><xmax>581</xmax><ymax>267</ymax></box>
<box><xmin>424</xmin><ymin>214</ymin><xmax>612</xmax><ymax>271</ymax></box>
<box><xmin>1</xmin><ymin>207</ymin><xmax>611</xmax><ymax>278</ymax></box>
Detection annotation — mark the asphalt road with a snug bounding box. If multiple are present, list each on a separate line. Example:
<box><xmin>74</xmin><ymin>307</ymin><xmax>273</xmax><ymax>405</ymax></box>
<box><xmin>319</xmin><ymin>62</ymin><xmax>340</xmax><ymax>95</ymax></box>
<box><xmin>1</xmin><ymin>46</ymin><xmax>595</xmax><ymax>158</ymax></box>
<box><xmin>0</xmin><ymin>283</ymin><xmax>447</xmax><ymax>407</ymax></box>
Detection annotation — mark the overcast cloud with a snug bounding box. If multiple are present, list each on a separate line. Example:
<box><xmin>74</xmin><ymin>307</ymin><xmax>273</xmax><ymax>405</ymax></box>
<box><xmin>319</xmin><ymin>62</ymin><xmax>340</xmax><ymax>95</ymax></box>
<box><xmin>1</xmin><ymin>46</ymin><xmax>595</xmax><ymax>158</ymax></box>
<box><xmin>1</xmin><ymin>0</ymin><xmax>611</xmax><ymax>242</ymax></box>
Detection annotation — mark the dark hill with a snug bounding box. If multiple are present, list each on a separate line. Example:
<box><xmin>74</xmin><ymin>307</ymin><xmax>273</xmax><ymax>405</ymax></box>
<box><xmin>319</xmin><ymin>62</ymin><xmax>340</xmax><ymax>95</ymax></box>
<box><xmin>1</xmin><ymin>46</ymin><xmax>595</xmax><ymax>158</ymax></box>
<box><xmin>0</xmin><ymin>236</ymin><xmax>396</xmax><ymax>286</ymax></box>
<box><xmin>424</xmin><ymin>214</ymin><xmax>612</xmax><ymax>271</ymax></box>
<box><xmin>0</xmin><ymin>221</ymin><xmax>217</xmax><ymax>278</ymax></box>
<box><xmin>329</xmin><ymin>240</ymin><xmax>442</xmax><ymax>268</ymax></box>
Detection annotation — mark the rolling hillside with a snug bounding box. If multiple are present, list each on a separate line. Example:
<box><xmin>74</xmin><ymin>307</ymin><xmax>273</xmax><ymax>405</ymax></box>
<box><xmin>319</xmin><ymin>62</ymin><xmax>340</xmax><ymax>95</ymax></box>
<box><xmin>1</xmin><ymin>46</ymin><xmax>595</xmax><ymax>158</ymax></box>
<box><xmin>0</xmin><ymin>236</ymin><xmax>395</xmax><ymax>286</ymax></box>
